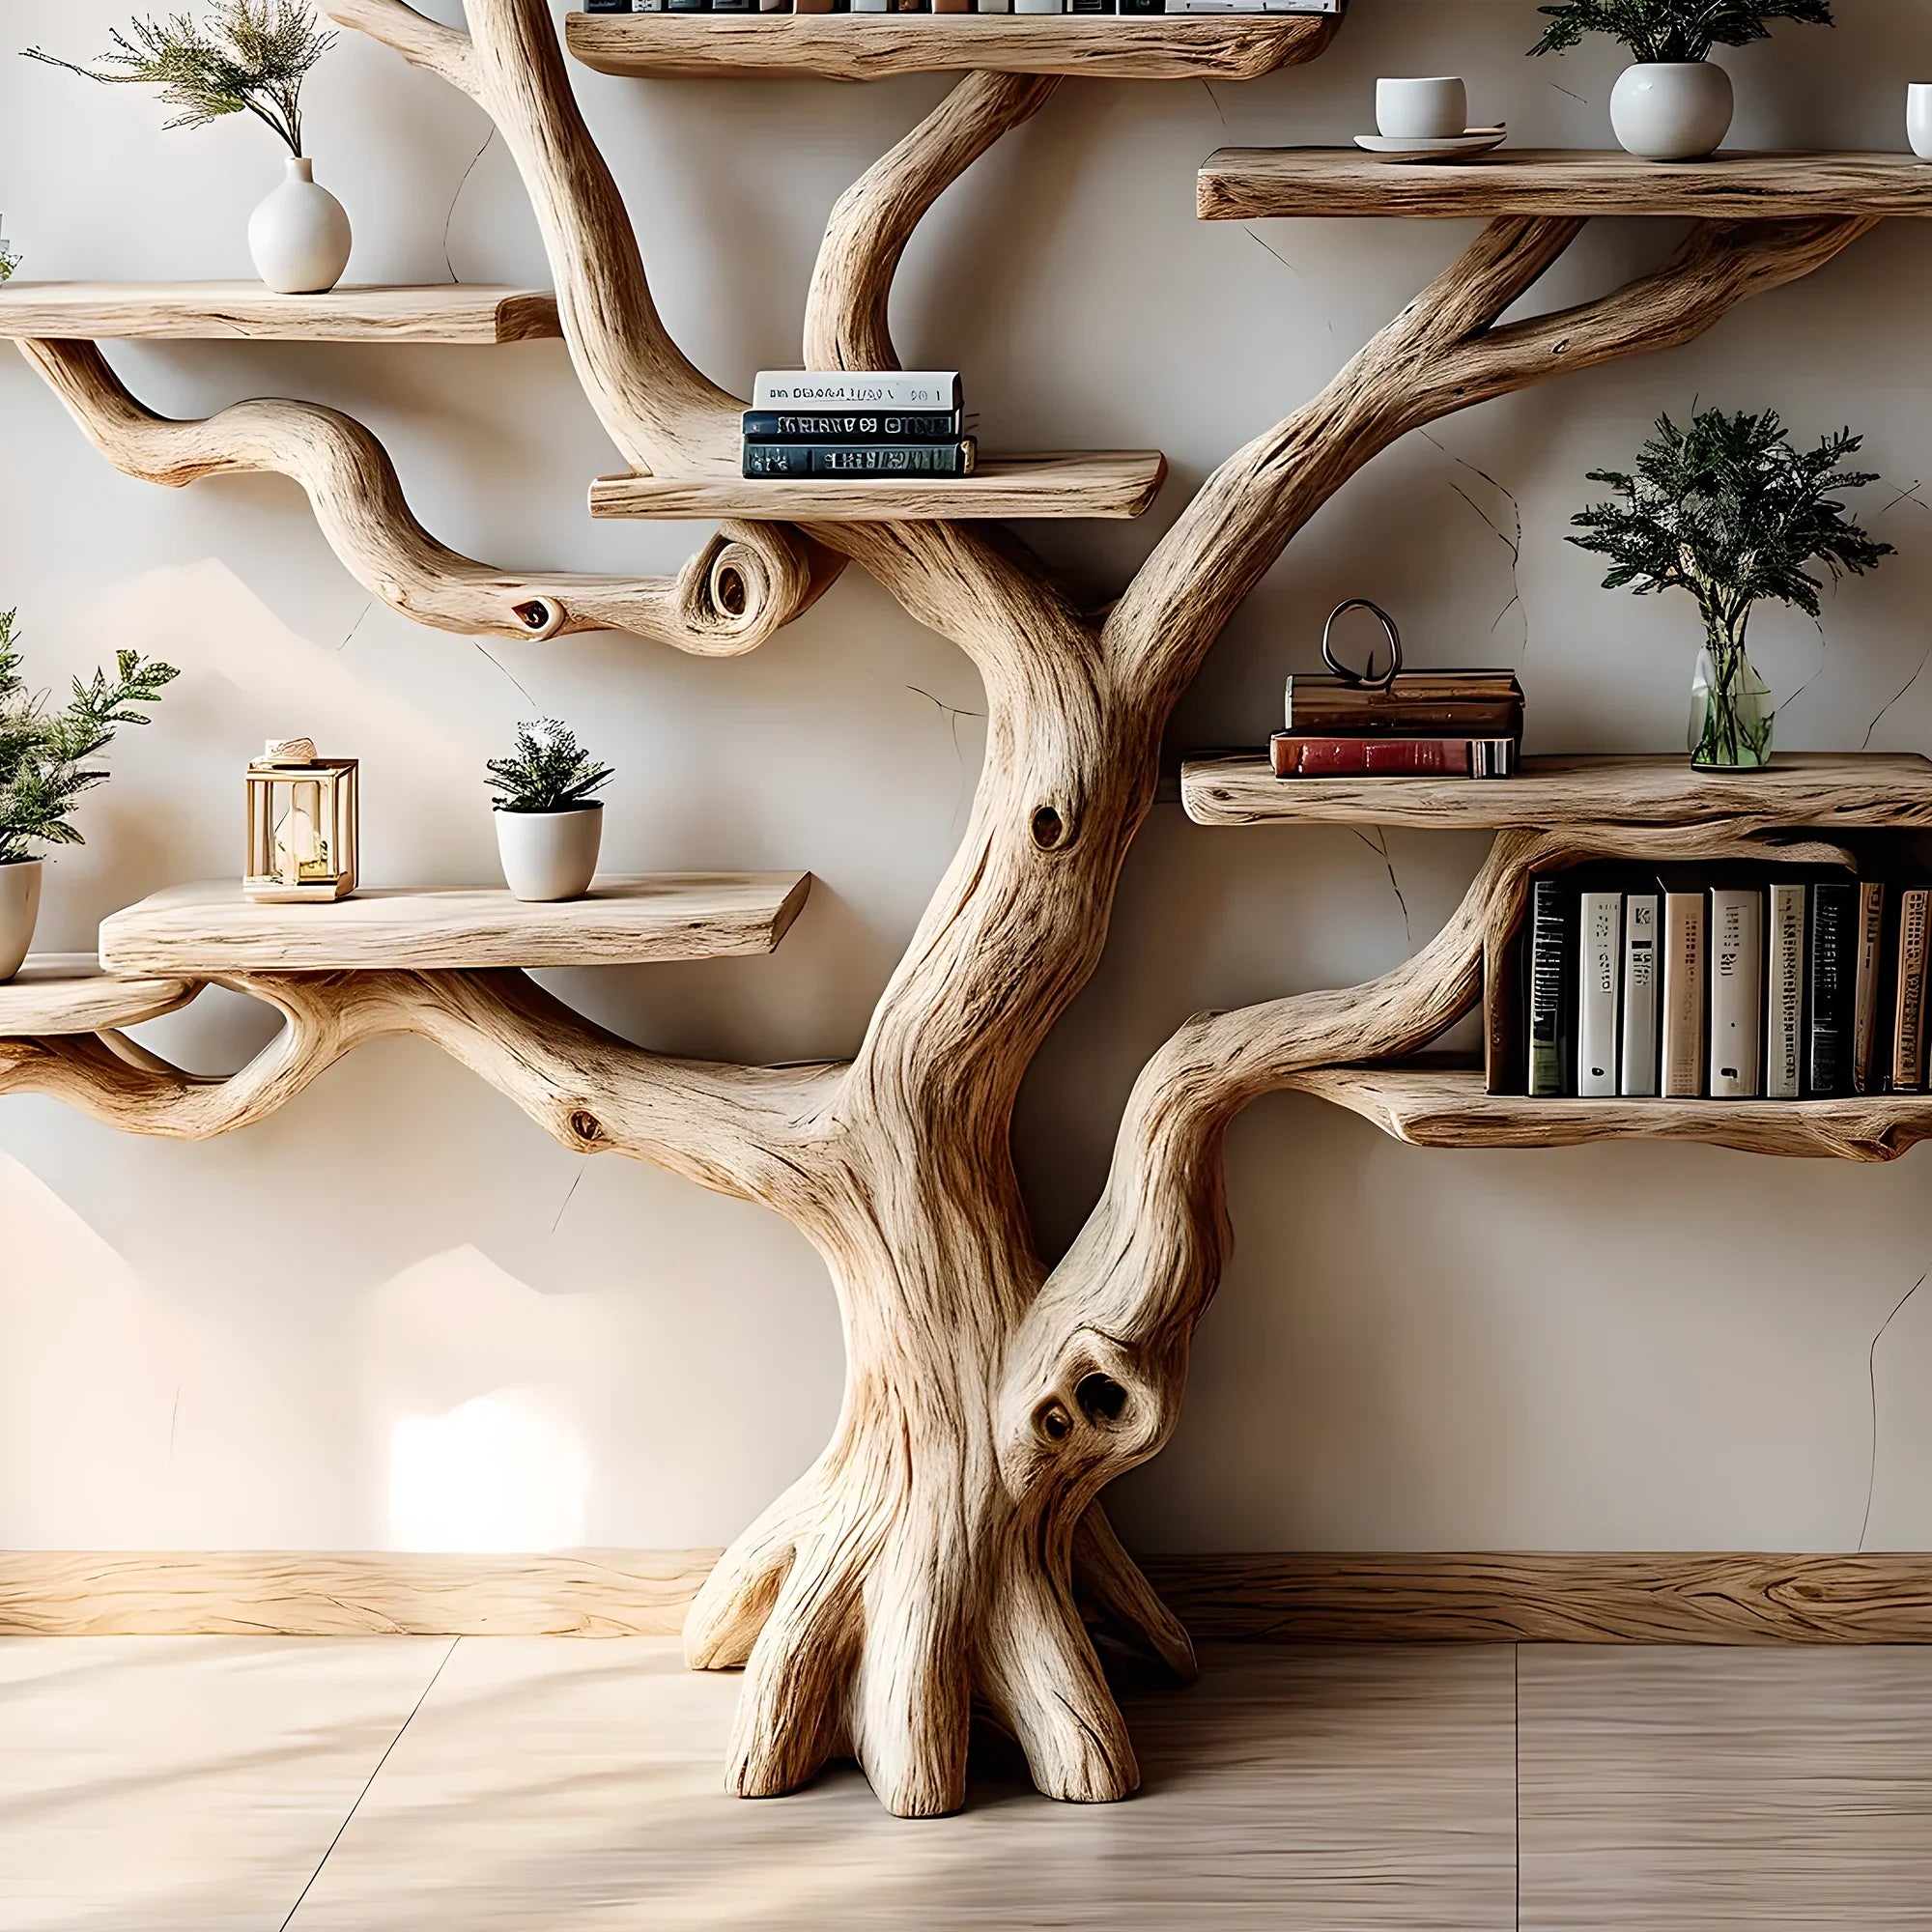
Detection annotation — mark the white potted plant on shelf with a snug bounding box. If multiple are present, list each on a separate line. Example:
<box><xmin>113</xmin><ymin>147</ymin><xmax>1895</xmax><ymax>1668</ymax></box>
<box><xmin>1570</xmin><ymin>408</ymin><xmax>1891</xmax><ymax>771</ymax></box>
<box><xmin>1530</xmin><ymin>0</ymin><xmax>1835</xmax><ymax>160</ymax></box>
<box><xmin>487</xmin><ymin>719</ymin><xmax>614</xmax><ymax>905</ymax></box>
<box><xmin>24</xmin><ymin>1</ymin><xmax>348</xmax><ymax>295</ymax></box>
<box><xmin>0</xmin><ymin>611</ymin><xmax>178</xmax><ymax>980</ymax></box>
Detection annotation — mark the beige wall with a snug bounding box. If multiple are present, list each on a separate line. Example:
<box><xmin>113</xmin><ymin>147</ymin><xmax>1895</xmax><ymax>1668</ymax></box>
<box><xmin>5</xmin><ymin>0</ymin><xmax>1932</xmax><ymax>1555</ymax></box>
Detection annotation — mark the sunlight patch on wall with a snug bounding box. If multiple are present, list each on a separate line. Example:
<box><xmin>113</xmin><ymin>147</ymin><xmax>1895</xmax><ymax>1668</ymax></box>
<box><xmin>388</xmin><ymin>1389</ymin><xmax>591</xmax><ymax>1551</ymax></box>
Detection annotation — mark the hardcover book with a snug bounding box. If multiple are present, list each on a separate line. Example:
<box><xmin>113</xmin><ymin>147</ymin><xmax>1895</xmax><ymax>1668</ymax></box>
<box><xmin>1268</xmin><ymin>735</ymin><xmax>1516</xmax><ymax>780</ymax></box>
<box><xmin>743</xmin><ymin>411</ymin><xmax>967</xmax><ymax>442</ymax></box>
<box><xmin>1620</xmin><ymin>894</ymin><xmax>1661</xmax><ymax>1098</ymax></box>
<box><xmin>1709</xmin><ymin>887</ymin><xmax>1764</xmax><ymax>1099</ymax></box>
<box><xmin>1891</xmin><ymin>887</ymin><xmax>1931</xmax><ymax>1093</ymax></box>
<box><xmin>1662</xmin><ymin>890</ymin><xmax>1706</xmax><ymax>1099</ymax></box>
<box><xmin>1807</xmin><ymin>880</ymin><xmax>1857</xmax><ymax>1098</ymax></box>
<box><xmin>753</xmin><ymin>370</ymin><xmax>962</xmax><ymax>412</ymax></box>
<box><xmin>1765</xmin><ymin>880</ymin><xmax>1806</xmax><ymax>1100</ymax></box>
<box><xmin>742</xmin><ymin>440</ymin><xmax>976</xmax><ymax>479</ymax></box>
<box><xmin>1577</xmin><ymin>890</ymin><xmax>1622</xmax><ymax>1099</ymax></box>
<box><xmin>1853</xmin><ymin>880</ymin><xmax>1888</xmax><ymax>1094</ymax></box>
<box><xmin>1281</xmin><ymin>669</ymin><xmax>1523</xmax><ymax>739</ymax></box>
<box><xmin>1526</xmin><ymin>876</ymin><xmax>1571</xmax><ymax>1098</ymax></box>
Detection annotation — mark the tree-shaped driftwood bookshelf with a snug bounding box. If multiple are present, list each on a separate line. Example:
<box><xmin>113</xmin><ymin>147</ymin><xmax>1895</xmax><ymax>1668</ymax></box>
<box><xmin>4</xmin><ymin>0</ymin><xmax>1931</xmax><ymax>1818</ymax></box>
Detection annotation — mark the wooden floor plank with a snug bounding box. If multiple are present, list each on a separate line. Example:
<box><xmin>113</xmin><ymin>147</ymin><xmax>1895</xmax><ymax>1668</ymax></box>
<box><xmin>285</xmin><ymin>1639</ymin><xmax>1517</xmax><ymax>1930</ymax></box>
<box><xmin>1519</xmin><ymin>1646</ymin><xmax>1932</xmax><ymax>1928</ymax></box>
<box><xmin>0</xmin><ymin>1635</ymin><xmax>450</xmax><ymax>1932</ymax></box>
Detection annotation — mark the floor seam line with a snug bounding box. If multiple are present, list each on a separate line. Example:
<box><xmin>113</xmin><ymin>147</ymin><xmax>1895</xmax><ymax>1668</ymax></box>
<box><xmin>278</xmin><ymin>1634</ymin><xmax>462</xmax><ymax>1930</ymax></box>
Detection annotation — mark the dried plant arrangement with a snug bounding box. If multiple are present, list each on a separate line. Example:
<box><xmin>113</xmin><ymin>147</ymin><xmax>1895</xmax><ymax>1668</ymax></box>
<box><xmin>1530</xmin><ymin>0</ymin><xmax>1836</xmax><ymax>64</ymax></box>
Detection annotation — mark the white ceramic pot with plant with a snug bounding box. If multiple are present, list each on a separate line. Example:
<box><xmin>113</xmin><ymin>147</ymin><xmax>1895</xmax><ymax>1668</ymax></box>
<box><xmin>0</xmin><ymin>610</ymin><xmax>178</xmax><ymax>980</ymax></box>
<box><xmin>26</xmin><ymin>2</ymin><xmax>350</xmax><ymax>296</ymax></box>
<box><xmin>1530</xmin><ymin>1</ymin><xmax>1836</xmax><ymax>161</ymax></box>
<box><xmin>487</xmin><ymin>720</ymin><xmax>613</xmax><ymax>905</ymax></box>
<box><xmin>1568</xmin><ymin>408</ymin><xmax>1890</xmax><ymax>771</ymax></box>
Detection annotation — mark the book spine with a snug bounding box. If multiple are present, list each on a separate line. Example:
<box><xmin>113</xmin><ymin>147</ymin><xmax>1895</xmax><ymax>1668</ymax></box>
<box><xmin>1620</xmin><ymin>894</ymin><xmax>1661</xmax><ymax>1098</ymax></box>
<box><xmin>1709</xmin><ymin>888</ymin><xmax>1764</xmax><ymax>1099</ymax></box>
<box><xmin>1527</xmin><ymin>877</ymin><xmax>1570</xmax><ymax>1098</ymax></box>
<box><xmin>753</xmin><ymin>371</ymin><xmax>961</xmax><ymax>411</ymax></box>
<box><xmin>743</xmin><ymin>411</ymin><xmax>965</xmax><ymax>441</ymax></box>
<box><xmin>1892</xmin><ymin>889</ymin><xmax>1932</xmax><ymax>1093</ymax></box>
<box><xmin>1806</xmin><ymin>882</ymin><xmax>1856</xmax><ymax>1098</ymax></box>
<box><xmin>1116</xmin><ymin>0</ymin><xmax>1165</xmax><ymax>12</ymax></box>
<box><xmin>1662</xmin><ymin>892</ymin><xmax>1706</xmax><ymax>1099</ymax></box>
<box><xmin>742</xmin><ymin>441</ymin><xmax>974</xmax><ymax>478</ymax></box>
<box><xmin>976</xmin><ymin>0</ymin><xmax>1016</xmax><ymax>10</ymax></box>
<box><xmin>1281</xmin><ymin>691</ymin><xmax>1524</xmax><ymax>737</ymax></box>
<box><xmin>1577</xmin><ymin>891</ymin><xmax>1622</xmax><ymax>1098</ymax></box>
<box><xmin>1268</xmin><ymin>735</ymin><xmax>1516</xmax><ymax>779</ymax></box>
<box><xmin>1853</xmin><ymin>881</ymin><xmax>1888</xmax><ymax>1094</ymax></box>
<box><xmin>1764</xmin><ymin>881</ymin><xmax>1806</xmax><ymax>1100</ymax></box>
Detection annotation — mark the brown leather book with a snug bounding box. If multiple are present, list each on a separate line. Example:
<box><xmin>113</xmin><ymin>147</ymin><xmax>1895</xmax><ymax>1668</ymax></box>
<box><xmin>1284</xmin><ymin>670</ymin><xmax>1524</xmax><ymax>737</ymax></box>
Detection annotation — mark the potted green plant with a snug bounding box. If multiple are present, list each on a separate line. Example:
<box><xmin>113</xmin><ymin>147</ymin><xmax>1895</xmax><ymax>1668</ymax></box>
<box><xmin>1530</xmin><ymin>1</ymin><xmax>1835</xmax><ymax>159</ymax></box>
<box><xmin>486</xmin><ymin>720</ymin><xmax>614</xmax><ymax>904</ymax></box>
<box><xmin>1571</xmin><ymin>408</ymin><xmax>1891</xmax><ymax>771</ymax></box>
<box><xmin>0</xmin><ymin>611</ymin><xmax>178</xmax><ymax>980</ymax></box>
<box><xmin>24</xmin><ymin>2</ymin><xmax>346</xmax><ymax>294</ymax></box>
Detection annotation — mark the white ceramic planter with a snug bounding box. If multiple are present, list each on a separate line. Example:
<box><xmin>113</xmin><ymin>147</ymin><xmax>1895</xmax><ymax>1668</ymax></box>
<box><xmin>1911</xmin><ymin>84</ymin><xmax>1932</xmax><ymax>160</ymax></box>
<box><xmin>1611</xmin><ymin>63</ymin><xmax>1735</xmax><ymax>161</ymax></box>
<box><xmin>496</xmin><ymin>805</ymin><xmax>603</xmax><ymax>903</ymax></box>
<box><xmin>248</xmin><ymin>157</ymin><xmax>353</xmax><ymax>295</ymax></box>
<box><xmin>0</xmin><ymin>859</ymin><xmax>43</xmax><ymax>983</ymax></box>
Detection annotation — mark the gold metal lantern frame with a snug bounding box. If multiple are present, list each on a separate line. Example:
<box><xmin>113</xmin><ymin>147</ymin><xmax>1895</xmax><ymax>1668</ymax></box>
<box><xmin>244</xmin><ymin>751</ymin><xmax>359</xmax><ymax>904</ymax></box>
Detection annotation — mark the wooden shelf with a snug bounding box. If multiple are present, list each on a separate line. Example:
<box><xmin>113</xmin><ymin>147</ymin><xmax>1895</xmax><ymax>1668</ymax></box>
<box><xmin>1197</xmin><ymin>149</ymin><xmax>1932</xmax><ymax>223</ymax></box>
<box><xmin>590</xmin><ymin>451</ymin><xmax>1167</xmax><ymax>523</ymax></box>
<box><xmin>98</xmin><ymin>875</ymin><xmax>813</xmax><ymax>977</ymax></box>
<box><xmin>0</xmin><ymin>283</ymin><xmax>562</xmax><ymax>345</ymax></box>
<box><xmin>1290</xmin><ymin>1063</ymin><xmax>1932</xmax><ymax>1163</ymax></box>
<box><xmin>1179</xmin><ymin>753</ymin><xmax>1932</xmax><ymax>833</ymax></box>
<box><xmin>0</xmin><ymin>953</ymin><xmax>201</xmax><ymax>1037</ymax></box>
<box><xmin>566</xmin><ymin>11</ymin><xmax>1342</xmax><ymax>83</ymax></box>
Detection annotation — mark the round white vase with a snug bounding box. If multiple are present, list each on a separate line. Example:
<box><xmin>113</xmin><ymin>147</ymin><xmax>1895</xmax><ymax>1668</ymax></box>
<box><xmin>1910</xmin><ymin>84</ymin><xmax>1932</xmax><ymax>160</ymax></box>
<box><xmin>495</xmin><ymin>805</ymin><xmax>604</xmax><ymax>904</ymax></box>
<box><xmin>248</xmin><ymin>157</ymin><xmax>352</xmax><ymax>295</ymax></box>
<box><xmin>0</xmin><ymin>859</ymin><xmax>43</xmax><ymax>983</ymax></box>
<box><xmin>1610</xmin><ymin>63</ymin><xmax>1735</xmax><ymax>161</ymax></box>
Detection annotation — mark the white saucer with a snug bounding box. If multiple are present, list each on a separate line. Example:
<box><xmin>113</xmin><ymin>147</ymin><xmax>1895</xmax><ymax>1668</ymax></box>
<box><xmin>1354</xmin><ymin>128</ymin><xmax>1508</xmax><ymax>163</ymax></box>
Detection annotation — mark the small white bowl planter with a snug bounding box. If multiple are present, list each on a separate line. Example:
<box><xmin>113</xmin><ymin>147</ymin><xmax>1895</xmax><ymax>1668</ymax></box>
<box><xmin>495</xmin><ymin>804</ymin><xmax>604</xmax><ymax>903</ymax></box>
<box><xmin>0</xmin><ymin>859</ymin><xmax>43</xmax><ymax>982</ymax></box>
<box><xmin>1611</xmin><ymin>63</ymin><xmax>1735</xmax><ymax>160</ymax></box>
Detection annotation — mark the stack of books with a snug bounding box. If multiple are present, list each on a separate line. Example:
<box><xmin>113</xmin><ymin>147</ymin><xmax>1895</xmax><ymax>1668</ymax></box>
<box><xmin>1270</xmin><ymin>668</ymin><xmax>1523</xmax><ymax>781</ymax></box>
<box><xmin>1487</xmin><ymin>865</ymin><xmax>1924</xmax><ymax>1101</ymax></box>
<box><xmin>743</xmin><ymin>371</ymin><xmax>975</xmax><ymax>480</ymax></box>
<box><xmin>585</xmin><ymin>2</ymin><xmax>1341</xmax><ymax>15</ymax></box>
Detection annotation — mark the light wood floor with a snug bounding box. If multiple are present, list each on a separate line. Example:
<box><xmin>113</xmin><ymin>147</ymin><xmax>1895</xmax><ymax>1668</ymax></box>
<box><xmin>6</xmin><ymin>1638</ymin><xmax>1932</xmax><ymax>1930</ymax></box>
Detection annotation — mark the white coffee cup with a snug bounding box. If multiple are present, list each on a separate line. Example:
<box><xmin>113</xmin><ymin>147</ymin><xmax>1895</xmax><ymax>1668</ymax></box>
<box><xmin>1911</xmin><ymin>83</ymin><xmax>1932</xmax><ymax>160</ymax></box>
<box><xmin>1377</xmin><ymin>76</ymin><xmax>1469</xmax><ymax>142</ymax></box>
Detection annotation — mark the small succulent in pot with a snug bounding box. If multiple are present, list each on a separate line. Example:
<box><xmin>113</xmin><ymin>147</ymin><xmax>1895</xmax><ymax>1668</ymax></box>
<box><xmin>0</xmin><ymin>611</ymin><xmax>179</xmax><ymax>979</ymax></box>
<box><xmin>1530</xmin><ymin>0</ymin><xmax>1836</xmax><ymax>158</ymax></box>
<box><xmin>487</xmin><ymin>719</ymin><xmax>614</xmax><ymax>904</ymax></box>
<box><xmin>1569</xmin><ymin>408</ymin><xmax>1891</xmax><ymax>771</ymax></box>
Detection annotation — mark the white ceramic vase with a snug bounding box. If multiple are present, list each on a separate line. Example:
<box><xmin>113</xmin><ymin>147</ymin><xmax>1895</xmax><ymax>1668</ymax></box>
<box><xmin>1610</xmin><ymin>62</ymin><xmax>1735</xmax><ymax>161</ymax></box>
<box><xmin>496</xmin><ymin>805</ymin><xmax>603</xmax><ymax>904</ymax></box>
<box><xmin>0</xmin><ymin>859</ymin><xmax>43</xmax><ymax>983</ymax></box>
<box><xmin>247</xmin><ymin>156</ymin><xmax>352</xmax><ymax>296</ymax></box>
<box><xmin>1910</xmin><ymin>84</ymin><xmax>1932</xmax><ymax>160</ymax></box>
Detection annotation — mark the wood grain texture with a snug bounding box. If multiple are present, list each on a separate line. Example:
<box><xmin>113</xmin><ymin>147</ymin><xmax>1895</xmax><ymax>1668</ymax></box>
<box><xmin>0</xmin><ymin>281</ymin><xmax>559</xmax><ymax>344</ymax></box>
<box><xmin>566</xmin><ymin>11</ymin><xmax>1343</xmax><ymax>83</ymax></box>
<box><xmin>0</xmin><ymin>953</ymin><xmax>199</xmax><ymax>1037</ymax></box>
<box><xmin>590</xmin><ymin>452</ymin><xmax>1169</xmax><ymax>523</ymax></box>
<box><xmin>1199</xmin><ymin>148</ymin><xmax>1932</xmax><ymax>223</ymax></box>
<box><xmin>1519</xmin><ymin>1647</ymin><xmax>1932</xmax><ymax>1927</ymax></box>
<box><xmin>1285</xmin><ymin>1064</ymin><xmax>1932</xmax><ymax>1162</ymax></box>
<box><xmin>98</xmin><ymin>874</ymin><xmax>813</xmax><ymax>976</ymax></box>
<box><xmin>1180</xmin><ymin>752</ymin><xmax>1932</xmax><ymax>831</ymax></box>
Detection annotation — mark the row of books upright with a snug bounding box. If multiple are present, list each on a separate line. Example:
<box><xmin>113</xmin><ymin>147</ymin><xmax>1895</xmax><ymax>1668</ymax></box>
<box><xmin>587</xmin><ymin>1</ymin><xmax>1337</xmax><ymax>14</ymax></box>
<box><xmin>1270</xmin><ymin>668</ymin><xmax>1523</xmax><ymax>781</ymax></box>
<box><xmin>743</xmin><ymin>371</ymin><xmax>975</xmax><ymax>480</ymax></box>
<box><xmin>1489</xmin><ymin>866</ymin><xmax>1932</xmax><ymax>1101</ymax></box>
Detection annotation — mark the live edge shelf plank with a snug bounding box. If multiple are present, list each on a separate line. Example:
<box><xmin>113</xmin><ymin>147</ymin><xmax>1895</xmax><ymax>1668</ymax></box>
<box><xmin>0</xmin><ymin>954</ymin><xmax>200</xmax><ymax>1038</ymax></box>
<box><xmin>1197</xmin><ymin>150</ymin><xmax>1932</xmax><ymax>223</ymax></box>
<box><xmin>0</xmin><ymin>283</ymin><xmax>562</xmax><ymax>345</ymax></box>
<box><xmin>98</xmin><ymin>875</ymin><xmax>813</xmax><ymax>977</ymax></box>
<box><xmin>1179</xmin><ymin>752</ymin><xmax>1932</xmax><ymax>833</ymax></box>
<box><xmin>566</xmin><ymin>11</ymin><xmax>1342</xmax><ymax>83</ymax></box>
<box><xmin>591</xmin><ymin>451</ymin><xmax>1167</xmax><ymax>523</ymax></box>
<box><xmin>1290</xmin><ymin>1064</ymin><xmax>1932</xmax><ymax>1163</ymax></box>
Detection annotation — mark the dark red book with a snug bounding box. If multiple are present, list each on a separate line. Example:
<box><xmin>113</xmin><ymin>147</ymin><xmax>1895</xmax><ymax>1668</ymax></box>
<box><xmin>1270</xmin><ymin>734</ymin><xmax>1519</xmax><ymax>780</ymax></box>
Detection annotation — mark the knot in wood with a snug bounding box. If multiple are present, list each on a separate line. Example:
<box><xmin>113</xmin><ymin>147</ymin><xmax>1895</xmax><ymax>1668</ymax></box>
<box><xmin>1031</xmin><ymin>803</ymin><xmax>1072</xmax><ymax>852</ymax></box>
<box><xmin>568</xmin><ymin>1109</ymin><xmax>604</xmax><ymax>1146</ymax></box>
<box><xmin>1033</xmin><ymin>1400</ymin><xmax>1073</xmax><ymax>1445</ymax></box>
<box><xmin>513</xmin><ymin>598</ymin><xmax>561</xmax><ymax>638</ymax></box>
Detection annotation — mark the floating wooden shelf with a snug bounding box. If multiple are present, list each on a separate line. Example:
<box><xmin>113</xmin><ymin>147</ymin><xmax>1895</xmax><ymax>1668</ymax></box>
<box><xmin>1179</xmin><ymin>752</ymin><xmax>1932</xmax><ymax>833</ymax></box>
<box><xmin>0</xmin><ymin>283</ymin><xmax>562</xmax><ymax>345</ymax></box>
<box><xmin>1197</xmin><ymin>150</ymin><xmax>1932</xmax><ymax>223</ymax></box>
<box><xmin>0</xmin><ymin>953</ymin><xmax>201</xmax><ymax>1037</ymax></box>
<box><xmin>98</xmin><ymin>875</ymin><xmax>813</xmax><ymax>977</ymax></box>
<box><xmin>1288</xmin><ymin>1063</ymin><xmax>1932</xmax><ymax>1163</ymax></box>
<box><xmin>590</xmin><ymin>451</ymin><xmax>1167</xmax><ymax>523</ymax></box>
<box><xmin>566</xmin><ymin>11</ymin><xmax>1341</xmax><ymax>82</ymax></box>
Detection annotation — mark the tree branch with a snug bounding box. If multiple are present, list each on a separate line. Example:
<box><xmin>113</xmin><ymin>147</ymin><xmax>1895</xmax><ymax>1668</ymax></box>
<box><xmin>325</xmin><ymin>0</ymin><xmax>477</xmax><ymax>93</ymax></box>
<box><xmin>20</xmin><ymin>338</ymin><xmax>817</xmax><ymax>655</ymax></box>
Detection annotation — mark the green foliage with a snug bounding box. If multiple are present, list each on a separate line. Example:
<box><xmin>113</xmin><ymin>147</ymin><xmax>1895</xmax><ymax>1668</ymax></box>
<box><xmin>22</xmin><ymin>1</ymin><xmax>335</xmax><ymax>157</ymax></box>
<box><xmin>1570</xmin><ymin>408</ymin><xmax>1892</xmax><ymax>645</ymax></box>
<box><xmin>1530</xmin><ymin>0</ymin><xmax>1834</xmax><ymax>63</ymax></box>
<box><xmin>487</xmin><ymin>720</ymin><xmax>614</xmax><ymax>815</ymax></box>
<box><xmin>0</xmin><ymin>238</ymin><xmax>16</xmax><ymax>282</ymax></box>
<box><xmin>0</xmin><ymin>612</ymin><xmax>179</xmax><ymax>867</ymax></box>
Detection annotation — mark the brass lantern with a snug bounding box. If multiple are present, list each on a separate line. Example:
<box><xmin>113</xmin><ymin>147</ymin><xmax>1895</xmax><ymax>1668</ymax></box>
<box><xmin>244</xmin><ymin>738</ymin><xmax>358</xmax><ymax>903</ymax></box>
